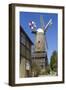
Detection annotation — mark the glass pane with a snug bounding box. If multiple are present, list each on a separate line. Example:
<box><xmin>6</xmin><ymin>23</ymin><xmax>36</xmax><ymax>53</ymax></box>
<box><xmin>20</xmin><ymin>32</ymin><xmax>26</xmax><ymax>45</ymax></box>
<box><xmin>20</xmin><ymin>45</ymin><xmax>26</xmax><ymax>57</ymax></box>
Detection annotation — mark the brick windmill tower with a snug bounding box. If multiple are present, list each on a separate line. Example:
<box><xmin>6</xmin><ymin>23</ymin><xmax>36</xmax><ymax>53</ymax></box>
<box><xmin>29</xmin><ymin>16</ymin><xmax>52</xmax><ymax>75</ymax></box>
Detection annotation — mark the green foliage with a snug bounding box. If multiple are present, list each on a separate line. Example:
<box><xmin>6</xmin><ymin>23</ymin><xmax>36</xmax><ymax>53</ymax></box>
<box><xmin>50</xmin><ymin>51</ymin><xmax>57</xmax><ymax>72</ymax></box>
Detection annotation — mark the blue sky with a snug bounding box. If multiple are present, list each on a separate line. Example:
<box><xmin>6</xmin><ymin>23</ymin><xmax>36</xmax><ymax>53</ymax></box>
<box><xmin>20</xmin><ymin>12</ymin><xmax>58</xmax><ymax>63</ymax></box>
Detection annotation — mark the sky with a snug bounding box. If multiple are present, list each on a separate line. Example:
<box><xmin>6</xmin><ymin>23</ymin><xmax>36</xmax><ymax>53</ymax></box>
<box><xmin>20</xmin><ymin>12</ymin><xmax>58</xmax><ymax>63</ymax></box>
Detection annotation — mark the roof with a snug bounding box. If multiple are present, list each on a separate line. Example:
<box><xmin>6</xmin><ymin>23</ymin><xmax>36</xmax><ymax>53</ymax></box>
<box><xmin>20</xmin><ymin>26</ymin><xmax>33</xmax><ymax>45</ymax></box>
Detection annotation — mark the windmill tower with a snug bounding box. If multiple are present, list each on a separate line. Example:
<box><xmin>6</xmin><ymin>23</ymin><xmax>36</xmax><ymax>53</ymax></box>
<box><xmin>29</xmin><ymin>16</ymin><xmax>52</xmax><ymax>75</ymax></box>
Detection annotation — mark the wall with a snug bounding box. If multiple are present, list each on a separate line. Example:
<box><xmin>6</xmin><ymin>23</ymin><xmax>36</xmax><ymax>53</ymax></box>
<box><xmin>20</xmin><ymin>57</ymin><xmax>26</xmax><ymax>78</ymax></box>
<box><xmin>0</xmin><ymin>0</ymin><xmax>66</xmax><ymax>90</ymax></box>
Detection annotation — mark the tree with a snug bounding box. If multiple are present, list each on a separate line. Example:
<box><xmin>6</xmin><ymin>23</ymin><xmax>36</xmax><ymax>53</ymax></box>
<box><xmin>50</xmin><ymin>51</ymin><xmax>57</xmax><ymax>73</ymax></box>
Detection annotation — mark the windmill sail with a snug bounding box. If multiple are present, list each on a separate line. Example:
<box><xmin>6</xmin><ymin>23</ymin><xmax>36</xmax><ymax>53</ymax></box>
<box><xmin>40</xmin><ymin>15</ymin><xmax>45</xmax><ymax>30</ymax></box>
<box><xmin>28</xmin><ymin>21</ymin><xmax>37</xmax><ymax>33</ymax></box>
<box><xmin>44</xmin><ymin>19</ymin><xmax>52</xmax><ymax>32</ymax></box>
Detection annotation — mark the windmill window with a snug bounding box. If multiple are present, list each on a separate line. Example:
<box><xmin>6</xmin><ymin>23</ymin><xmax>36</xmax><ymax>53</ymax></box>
<box><xmin>38</xmin><ymin>41</ymin><xmax>40</xmax><ymax>43</ymax></box>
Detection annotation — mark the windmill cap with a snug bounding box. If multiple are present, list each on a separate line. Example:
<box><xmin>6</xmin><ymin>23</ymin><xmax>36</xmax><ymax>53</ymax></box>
<box><xmin>37</xmin><ymin>28</ymin><xmax>44</xmax><ymax>33</ymax></box>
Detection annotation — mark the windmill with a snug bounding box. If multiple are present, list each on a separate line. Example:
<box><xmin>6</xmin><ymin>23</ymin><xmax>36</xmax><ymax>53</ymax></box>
<box><xmin>29</xmin><ymin>15</ymin><xmax>52</xmax><ymax>74</ymax></box>
<box><xmin>29</xmin><ymin>16</ymin><xmax>52</xmax><ymax>52</ymax></box>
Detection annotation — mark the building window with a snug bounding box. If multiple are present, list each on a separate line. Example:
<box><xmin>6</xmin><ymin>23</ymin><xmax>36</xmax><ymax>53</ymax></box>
<box><xmin>20</xmin><ymin>44</ymin><xmax>26</xmax><ymax>57</ymax></box>
<box><xmin>26</xmin><ymin>60</ymin><xmax>30</xmax><ymax>70</ymax></box>
<box><xmin>26</xmin><ymin>49</ymin><xmax>31</xmax><ymax>59</ymax></box>
<box><xmin>20</xmin><ymin>32</ymin><xmax>26</xmax><ymax>45</ymax></box>
<box><xmin>26</xmin><ymin>49</ymin><xmax>29</xmax><ymax>59</ymax></box>
<box><xmin>26</xmin><ymin>38</ymin><xmax>30</xmax><ymax>49</ymax></box>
